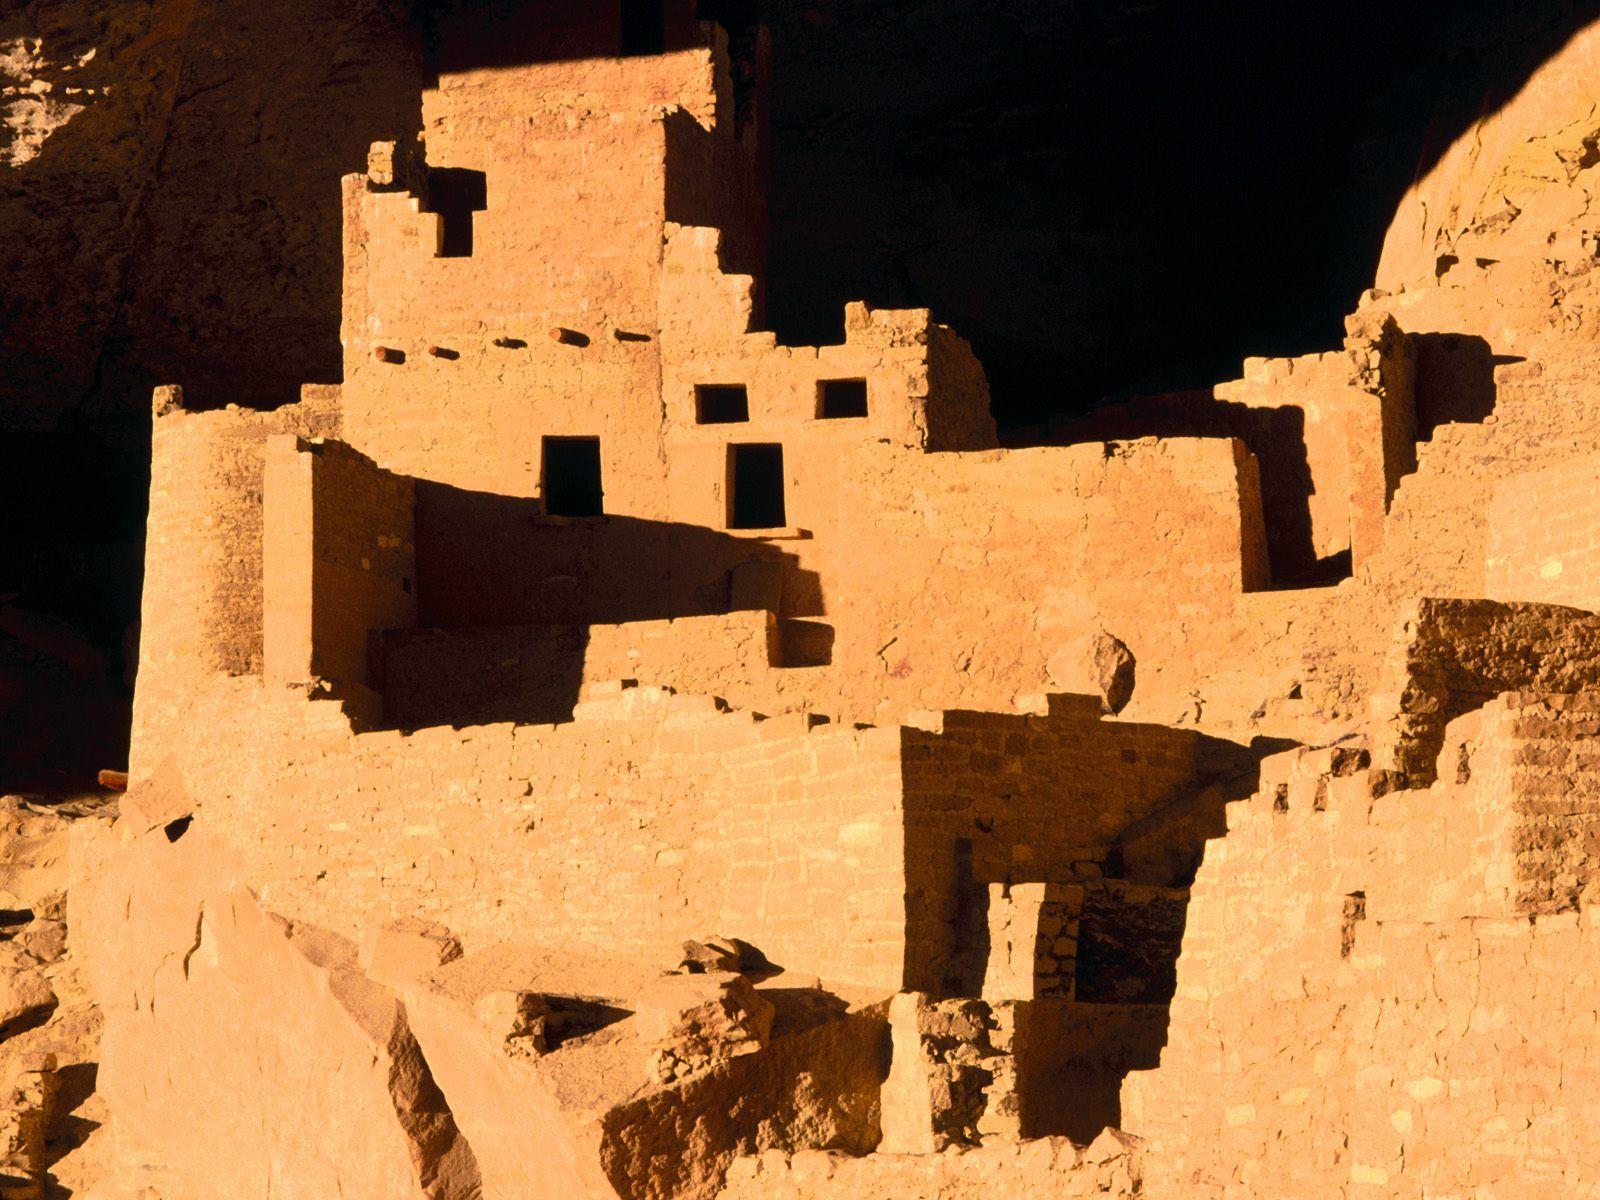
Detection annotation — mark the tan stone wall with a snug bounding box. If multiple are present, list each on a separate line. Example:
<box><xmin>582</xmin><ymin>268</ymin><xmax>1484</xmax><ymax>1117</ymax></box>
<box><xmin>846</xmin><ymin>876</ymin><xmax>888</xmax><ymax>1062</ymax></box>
<box><xmin>721</xmin><ymin>1133</ymin><xmax>1143</xmax><ymax>1200</ymax></box>
<box><xmin>1487</xmin><ymin>452</ymin><xmax>1600</xmax><ymax>610</ymax></box>
<box><xmin>154</xmin><ymin>681</ymin><xmax>911</xmax><ymax>990</ymax></box>
<box><xmin>359</xmin><ymin>430</ymin><xmax>1266</xmax><ymax>731</ymax></box>
<box><xmin>1123</xmin><ymin>702</ymin><xmax>1600</xmax><ymax>1197</ymax></box>
<box><xmin>1041</xmin><ymin>314</ymin><xmax>1413</xmax><ymax>582</ymax></box>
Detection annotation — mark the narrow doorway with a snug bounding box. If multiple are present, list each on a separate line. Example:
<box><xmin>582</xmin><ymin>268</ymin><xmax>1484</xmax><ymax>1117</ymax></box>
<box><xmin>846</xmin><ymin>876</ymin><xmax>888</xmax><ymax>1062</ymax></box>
<box><xmin>727</xmin><ymin>444</ymin><xmax>785</xmax><ymax>529</ymax></box>
<box><xmin>542</xmin><ymin>437</ymin><xmax>604</xmax><ymax>517</ymax></box>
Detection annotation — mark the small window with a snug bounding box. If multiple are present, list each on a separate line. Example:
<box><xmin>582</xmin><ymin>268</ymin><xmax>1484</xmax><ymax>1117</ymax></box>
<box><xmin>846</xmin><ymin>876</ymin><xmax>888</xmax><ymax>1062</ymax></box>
<box><xmin>542</xmin><ymin>437</ymin><xmax>604</xmax><ymax>517</ymax></box>
<box><xmin>728</xmin><ymin>444</ymin><xmax>786</xmax><ymax>529</ymax></box>
<box><xmin>695</xmin><ymin>384</ymin><xmax>750</xmax><ymax>424</ymax></box>
<box><xmin>818</xmin><ymin>378</ymin><xmax>869</xmax><ymax>419</ymax></box>
<box><xmin>428</xmin><ymin>168</ymin><xmax>487</xmax><ymax>259</ymax></box>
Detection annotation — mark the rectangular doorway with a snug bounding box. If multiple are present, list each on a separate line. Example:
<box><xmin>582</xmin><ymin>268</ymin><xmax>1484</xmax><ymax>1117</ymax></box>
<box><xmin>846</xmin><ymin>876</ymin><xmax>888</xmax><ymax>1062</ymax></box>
<box><xmin>542</xmin><ymin>437</ymin><xmax>604</xmax><ymax>517</ymax></box>
<box><xmin>728</xmin><ymin>444</ymin><xmax>786</xmax><ymax>529</ymax></box>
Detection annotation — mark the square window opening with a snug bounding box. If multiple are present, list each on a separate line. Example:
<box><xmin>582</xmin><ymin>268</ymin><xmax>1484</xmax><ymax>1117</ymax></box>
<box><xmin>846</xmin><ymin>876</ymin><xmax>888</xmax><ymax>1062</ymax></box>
<box><xmin>728</xmin><ymin>444</ymin><xmax>786</xmax><ymax>529</ymax></box>
<box><xmin>817</xmin><ymin>378</ymin><xmax>869</xmax><ymax>419</ymax></box>
<box><xmin>695</xmin><ymin>384</ymin><xmax>750</xmax><ymax>424</ymax></box>
<box><xmin>542</xmin><ymin>437</ymin><xmax>604</xmax><ymax>517</ymax></box>
<box><xmin>427</xmin><ymin>167</ymin><xmax>487</xmax><ymax>259</ymax></box>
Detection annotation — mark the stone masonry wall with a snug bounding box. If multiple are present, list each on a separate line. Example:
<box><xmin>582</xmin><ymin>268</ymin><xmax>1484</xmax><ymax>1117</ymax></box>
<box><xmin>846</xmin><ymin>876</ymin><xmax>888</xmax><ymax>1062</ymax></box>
<box><xmin>1487</xmin><ymin>452</ymin><xmax>1600</xmax><ymax>611</ymax></box>
<box><xmin>1122</xmin><ymin>698</ymin><xmax>1600</xmax><ymax>1198</ymax></box>
<box><xmin>898</xmin><ymin>696</ymin><xmax>1246</xmax><ymax>995</ymax></box>
<box><xmin>1368</xmin><ymin>597</ymin><xmax>1600</xmax><ymax>781</ymax></box>
<box><xmin>151</xmin><ymin>680</ymin><xmax>912</xmax><ymax>990</ymax></box>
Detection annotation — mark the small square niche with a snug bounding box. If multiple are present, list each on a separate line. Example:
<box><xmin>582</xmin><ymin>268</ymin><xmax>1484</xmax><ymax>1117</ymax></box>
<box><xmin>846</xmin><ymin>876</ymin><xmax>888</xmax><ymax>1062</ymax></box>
<box><xmin>817</xmin><ymin>378</ymin><xmax>868</xmax><ymax>419</ymax></box>
<box><xmin>695</xmin><ymin>384</ymin><xmax>750</xmax><ymax>424</ymax></box>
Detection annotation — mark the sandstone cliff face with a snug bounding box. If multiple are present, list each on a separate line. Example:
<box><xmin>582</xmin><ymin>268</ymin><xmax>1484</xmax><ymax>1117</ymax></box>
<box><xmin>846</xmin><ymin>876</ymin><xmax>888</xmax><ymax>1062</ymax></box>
<box><xmin>0</xmin><ymin>0</ymin><xmax>423</xmax><ymax>429</ymax></box>
<box><xmin>1377</xmin><ymin>10</ymin><xmax>1600</xmax><ymax>295</ymax></box>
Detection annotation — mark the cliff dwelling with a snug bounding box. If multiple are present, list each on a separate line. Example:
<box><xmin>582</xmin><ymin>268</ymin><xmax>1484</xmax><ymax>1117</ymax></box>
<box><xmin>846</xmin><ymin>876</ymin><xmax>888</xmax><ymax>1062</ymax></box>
<box><xmin>7</xmin><ymin>0</ymin><xmax>1600</xmax><ymax>1197</ymax></box>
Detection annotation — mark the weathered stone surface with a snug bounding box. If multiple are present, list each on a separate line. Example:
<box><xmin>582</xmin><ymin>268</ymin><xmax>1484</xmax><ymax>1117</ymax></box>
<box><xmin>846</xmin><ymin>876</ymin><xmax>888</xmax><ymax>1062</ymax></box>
<box><xmin>76</xmin><ymin>809</ymin><xmax>481</xmax><ymax>1200</ymax></box>
<box><xmin>0</xmin><ymin>945</ymin><xmax>53</xmax><ymax>1031</ymax></box>
<box><xmin>636</xmin><ymin>971</ymin><xmax>775</xmax><ymax>1084</ymax></box>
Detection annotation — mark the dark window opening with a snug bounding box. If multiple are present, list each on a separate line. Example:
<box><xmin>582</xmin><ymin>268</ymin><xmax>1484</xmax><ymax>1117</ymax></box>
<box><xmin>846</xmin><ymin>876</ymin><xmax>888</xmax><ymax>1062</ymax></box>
<box><xmin>428</xmin><ymin>168</ymin><xmax>487</xmax><ymax>258</ymax></box>
<box><xmin>542</xmin><ymin>437</ymin><xmax>604</xmax><ymax>517</ymax></box>
<box><xmin>818</xmin><ymin>378</ymin><xmax>869</xmax><ymax>419</ymax></box>
<box><xmin>695</xmin><ymin>384</ymin><xmax>750</xmax><ymax>424</ymax></box>
<box><xmin>620</xmin><ymin>0</ymin><xmax>666</xmax><ymax>55</ymax></box>
<box><xmin>728</xmin><ymin>444</ymin><xmax>785</xmax><ymax>529</ymax></box>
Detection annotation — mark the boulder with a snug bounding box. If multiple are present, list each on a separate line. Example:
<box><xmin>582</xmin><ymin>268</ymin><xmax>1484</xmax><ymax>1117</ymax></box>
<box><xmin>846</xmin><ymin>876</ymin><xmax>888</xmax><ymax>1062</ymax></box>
<box><xmin>75</xmin><ymin>814</ymin><xmax>481</xmax><ymax>1200</ymax></box>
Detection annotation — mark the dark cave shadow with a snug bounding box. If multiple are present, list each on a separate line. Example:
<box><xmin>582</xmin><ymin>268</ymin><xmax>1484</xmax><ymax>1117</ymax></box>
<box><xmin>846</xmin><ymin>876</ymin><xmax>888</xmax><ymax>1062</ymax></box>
<box><xmin>709</xmin><ymin>0</ymin><xmax>1600</xmax><ymax>428</ymax></box>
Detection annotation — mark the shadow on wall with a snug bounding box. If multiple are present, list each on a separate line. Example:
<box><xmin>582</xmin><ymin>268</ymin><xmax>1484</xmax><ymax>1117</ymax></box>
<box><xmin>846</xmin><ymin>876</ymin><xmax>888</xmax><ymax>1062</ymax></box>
<box><xmin>1412</xmin><ymin>333</ymin><xmax>1520</xmax><ymax>441</ymax></box>
<box><xmin>379</xmin><ymin>484</ymin><xmax>823</xmax><ymax>727</ymax></box>
<box><xmin>412</xmin><ymin>483</ymin><xmax>822</xmax><ymax>627</ymax></box>
<box><xmin>894</xmin><ymin>699</ymin><xmax>1291</xmax><ymax>1140</ymax></box>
